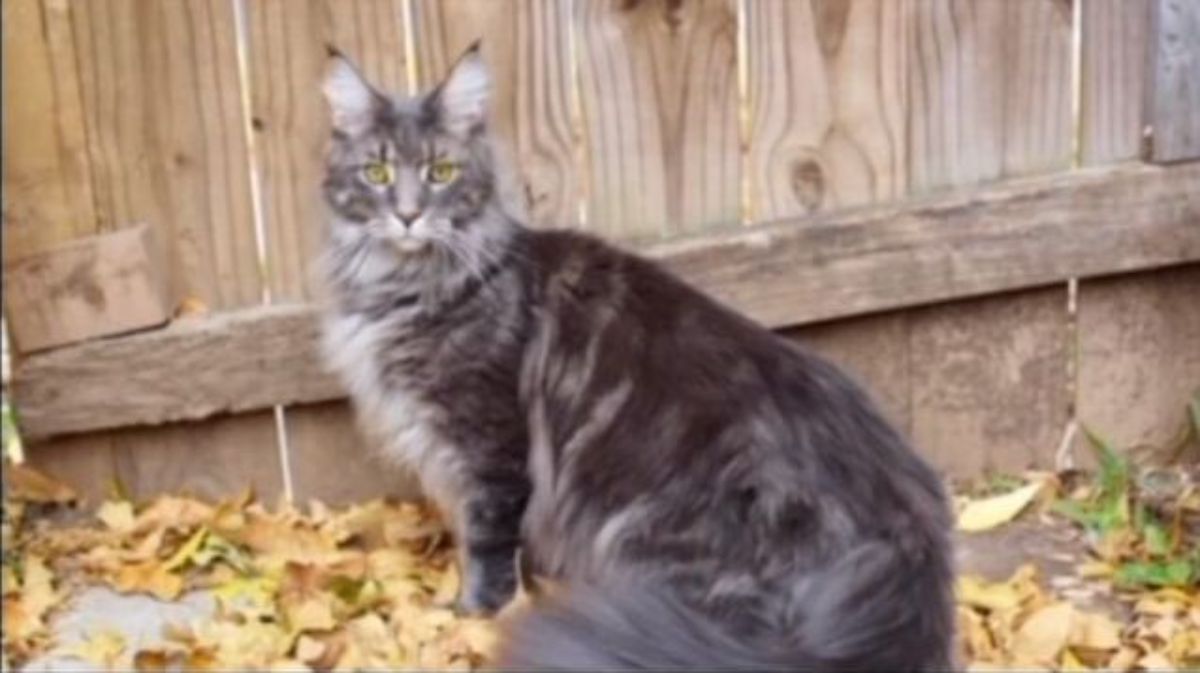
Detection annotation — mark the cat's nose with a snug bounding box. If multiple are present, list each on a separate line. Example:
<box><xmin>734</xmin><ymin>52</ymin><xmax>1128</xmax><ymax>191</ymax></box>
<box><xmin>397</xmin><ymin>211</ymin><xmax>421</xmax><ymax>227</ymax></box>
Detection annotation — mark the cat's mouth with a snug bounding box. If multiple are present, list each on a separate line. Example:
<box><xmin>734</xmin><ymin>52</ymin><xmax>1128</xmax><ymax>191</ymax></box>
<box><xmin>390</xmin><ymin>235</ymin><xmax>432</xmax><ymax>254</ymax></box>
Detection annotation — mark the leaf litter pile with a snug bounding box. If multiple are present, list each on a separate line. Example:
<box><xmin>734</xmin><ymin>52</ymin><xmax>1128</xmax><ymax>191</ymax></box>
<box><xmin>2</xmin><ymin>467</ymin><xmax>497</xmax><ymax>671</ymax></box>
<box><xmin>3</xmin><ymin>422</ymin><xmax>1199</xmax><ymax>671</ymax></box>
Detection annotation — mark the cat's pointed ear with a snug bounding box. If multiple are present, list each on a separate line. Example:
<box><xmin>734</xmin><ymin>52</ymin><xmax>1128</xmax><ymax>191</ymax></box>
<box><xmin>323</xmin><ymin>46</ymin><xmax>383</xmax><ymax>135</ymax></box>
<box><xmin>432</xmin><ymin>41</ymin><xmax>490</xmax><ymax>136</ymax></box>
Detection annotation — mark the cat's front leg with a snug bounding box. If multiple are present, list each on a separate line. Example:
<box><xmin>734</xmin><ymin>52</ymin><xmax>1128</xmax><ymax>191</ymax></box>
<box><xmin>455</xmin><ymin>475</ymin><xmax>528</xmax><ymax>615</ymax></box>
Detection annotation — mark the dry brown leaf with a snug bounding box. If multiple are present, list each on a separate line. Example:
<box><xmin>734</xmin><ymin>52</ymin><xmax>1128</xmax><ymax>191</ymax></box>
<box><xmin>111</xmin><ymin>560</ymin><xmax>184</xmax><ymax>600</ymax></box>
<box><xmin>1011</xmin><ymin>601</ymin><xmax>1076</xmax><ymax>667</ymax></box>
<box><xmin>4</xmin><ymin>462</ymin><xmax>77</xmax><ymax>505</ymax></box>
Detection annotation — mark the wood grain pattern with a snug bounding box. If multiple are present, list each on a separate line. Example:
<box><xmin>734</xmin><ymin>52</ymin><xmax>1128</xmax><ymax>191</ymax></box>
<box><xmin>245</xmin><ymin>0</ymin><xmax>409</xmax><ymax>302</ymax></box>
<box><xmin>745</xmin><ymin>0</ymin><xmax>908</xmax><ymax>219</ymax></box>
<box><xmin>1148</xmin><ymin>0</ymin><xmax>1200</xmax><ymax>162</ymax></box>
<box><xmin>906</xmin><ymin>0</ymin><xmax>1073</xmax><ymax>475</ymax></box>
<box><xmin>285</xmin><ymin>401</ymin><xmax>421</xmax><ymax>505</ymax></box>
<box><xmin>15</xmin><ymin>162</ymin><xmax>1200</xmax><ymax>441</ymax></box>
<box><xmin>4</xmin><ymin>224</ymin><xmax>170</xmax><ymax>353</ymax></box>
<box><xmin>70</xmin><ymin>0</ymin><xmax>261</xmax><ymax>309</ymax></box>
<box><xmin>1081</xmin><ymin>0</ymin><xmax>1151</xmax><ymax>165</ymax></box>
<box><xmin>574</xmin><ymin>0</ymin><xmax>739</xmax><ymax>238</ymax></box>
<box><xmin>19</xmin><ymin>0</ymin><xmax>281</xmax><ymax>501</ymax></box>
<box><xmin>907</xmin><ymin>0</ymin><xmax>1005</xmax><ymax>191</ymax></box>
<box><xmin>410</xmin><ymin>0</ymin><xmax>579</xmax><ymax>228</ymax></box>
<box><xmin>1</xmin><ymin>0</ymin><xmax>97</xmax><ymax>268</ymax></box>
<box><xmin>14</xmin><ymin>304</ymin><xmax>335</xmax><ymax>441</ymax></box>
<box><xmin>1001</xmin><ymin>0</ymin><xmax>1074</xmax><ymax>176</ymax></box>
<box><xmin>1075</xmin><ymin>265</ymin><xmax>1200</xmax><ymax>460</ymax></box>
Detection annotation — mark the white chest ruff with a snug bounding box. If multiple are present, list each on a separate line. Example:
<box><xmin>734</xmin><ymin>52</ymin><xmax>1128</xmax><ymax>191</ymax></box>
<box><xmin>322</xmin><ymin>312</ymin><xmax>467</xmax><ymax>519</ymax></box>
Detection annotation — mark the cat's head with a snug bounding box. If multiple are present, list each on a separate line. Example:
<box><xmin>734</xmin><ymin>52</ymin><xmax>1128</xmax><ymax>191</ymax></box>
<box><xmin>321</xmin><ymin>43</ymin><xmax>510</xmax><ymax>278</ymax></box>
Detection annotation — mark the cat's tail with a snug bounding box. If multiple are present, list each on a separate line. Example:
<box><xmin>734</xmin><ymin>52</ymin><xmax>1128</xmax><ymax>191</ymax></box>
<box><xmin>492</xmin><ymin>541</ymin><xmax>954</xmax><ymax>671</ymax></box>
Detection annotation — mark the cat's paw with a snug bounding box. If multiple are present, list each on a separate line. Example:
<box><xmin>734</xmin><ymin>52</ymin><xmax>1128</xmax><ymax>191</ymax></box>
<box><xmin>452</xmin><ymin>584</ymin><xmax>514</xmax><ymax>617</ymax></box>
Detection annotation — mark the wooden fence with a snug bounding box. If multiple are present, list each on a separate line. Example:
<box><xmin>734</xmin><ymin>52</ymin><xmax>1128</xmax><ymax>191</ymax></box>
<box><xmin>4</xmin><ymin>0</ymin><xmax>1199</xmax><ymax>505</ymax></box>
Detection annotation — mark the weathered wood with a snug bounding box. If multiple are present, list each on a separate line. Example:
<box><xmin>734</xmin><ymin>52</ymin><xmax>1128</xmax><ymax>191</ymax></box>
<box><xmin>1</xmin><ymin>0</ymin><xmax>97</xmax><ymax>267</ymax></box>
<box><xmin>15</xmin><ymin>304</ymin><xmax>335</xmax><ymax>441</ymax></box>
<box><xmin>574</xmin><ymin>0</ymin><xmax>740</xmax><ymax>237</ymax></box>
<box><xmin>410</xmin><ymin>0</ymin><xmax>579</xmax><ymax>229</ymax></box>
<box><xmin>907</xmin><ymin>0</ymin><xmax>1005</xmax><ymax>190</ymax></box>
<box><xmin>905</xmin><ymin>0</ymin><xmax>1073</xmax><ymax>476</ymax></box>
<box><xmin>4</xmin><ymin>225</ymin><xmax>170</xmax><ymax>353</ymax></box>
<box><xmin>745</xmin><ymin>0</ymin><xmax>907</xmax><ymax>219</ymax></box>
<box><xmin>284</xmin><ymin>401</ymin><xmax>421</xmax><ymax>505</ymax></box>
<box><xmin>69</xmin><ymin>0</ymin><xmax>262</xmax><ymax>309</ymax></box>
<box><xmin>909</xmin><ymin>287</ymin><xmax>1068</xmax><ymax>478</ymax></box>
<box><xmin>1075</xmin><ymin>265</ymin><xmax>1200</xmax><ymax>464</ymax></box>
<box><xmin>13</xmin><ymin>162</ymin><xmax>1200</xmax><ymax>442</ymax></box>
<box><xmin>1148</xmin><ymin>0</ymin><xmax>1200</xmax><ymax>162</ymax></box>
<box><xmin>1081</xmin><ymin>0</ymin><xmax>1151</xmax><ymax>165</ymax></box>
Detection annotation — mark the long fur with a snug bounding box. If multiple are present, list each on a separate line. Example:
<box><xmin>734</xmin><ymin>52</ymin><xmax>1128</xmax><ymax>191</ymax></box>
<box><xmin>497</xmin><ymin>542</ymin><xmax>952</xmax><ymax>671</ymax></box>
<box><xmin>319</xmin><ymin>45</ymin><xmax>957</xmax><ymax>667</ymax></box>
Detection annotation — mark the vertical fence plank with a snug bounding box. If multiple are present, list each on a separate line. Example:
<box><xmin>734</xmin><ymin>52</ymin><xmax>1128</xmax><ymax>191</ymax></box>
<box><xmin>1076</xmin><ymin>1</ymin><xmax>1196</xmax><ymax>463</ymax></box>
<box><xmin>1001</xmin><ymin>0</ymin><xmax>1074</xmax><ymax>175</ymax></box>
<box><xmin>410</xmin><ymin>0</ymin><xmax>579</xmax><ymax>228</ymax></box>
<box><xmin>20</xmin><ymin>0</ymin><xmax>283</xmax><ymax>503</ymax></box>
<box><xmin>1148</xmin><ymin>0</ymin><xmax>1200</xmax><ymax>162</ymax></box>
<box><xmin>1081</xmin><ymin>0</ymin><xmax>1150</xmax><ymax>165</ymax></box>
<box><xmin>575</xmin><ymin>0</ymin><xmax>739</xmax><ymax>238</ymax></box>
<box><xmin>2</xmin><ymin>0</ymin><xmax>118</xmax><ymax>504</ymax></box>
<box><xmin>905</xmin><ymin>0</ymin><xmax>1072</xmax><ymax>478</ymax></box>
<box><xmin>244</xmin><ymin>0</ymin><xmax>415</xmax><ymax>505</ymax></box>
<box><xmin>745</xmin><ymin>0</ymin><xmax>908</xmax><ymax>220</ymax></box>
<box><xmin>1</xmin><ymin>0</ymin><xmax>97</xmax><ymax>266</ymax></box>
<box><xmin>70</xmin><ymin>0</ymin><xmax>262</xmax><ymax>309</ymax></box>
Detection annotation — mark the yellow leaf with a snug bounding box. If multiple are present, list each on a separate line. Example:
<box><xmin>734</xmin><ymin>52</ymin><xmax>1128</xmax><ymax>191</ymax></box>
<box><xmin>20</xmin><ymin>555</ymin><xmax>61</xmax><ymax>619</ymax></box>
<box><xmin>1060</xmin><ymin>647</ymin><xmax>1089</xmax><ymax>671</ymax></box>
<box><xmin>162</xmin><ymin>527</ymin><xmax>208</xmax><ymax>572</ymax></box>
<box><xmin>1010</xmin><ymin>601</ymin><xmax>1075</xmax><ymax>667</ymax></box>
<box><xmin>957</xmin><ymin>480</ymin><xmax>1045</xmax><ymax>532</ymax></box>
<box><xmin>1069</xmin><ymin>611</ymin><xmax>1122</xmax><ymax>651</ymax></box>
<box><xmin>111</xmin><ymin>560</ymin><xmax>185</xmax><ymax>600</ymax></box>
<box><xmin>957</xmin><ymin>574</ymin><xmax>1023</xmax><ymax>612</ymax></box>
<box><xmin>1076</xmin><ymin>561</ymin><xmax>1114</xmax><ymax>579</ymax></box>
<box><xmin>295</xmin><ymin>634</ymin><xmax>327</xmax><ymax>663</ymax></box>
<box><xmin>1136</xmin><ymin>651</ymin><xmax>1174</xmax><ymax>670</ymax></box>
<box><xmin>1108</xmin><ymin>646</ymin><xmax>1141</xmax><ymax>671</ymax></box>
<box><xmin>132</xmin><ymin>496</ymin><xmax>214</xmax><ymax>535</ymax></box>
<box><xmin>96</xmin><ymin>500</ymin><xmax>136</xmax><ymax>533</ymax></box>
<box><xmin>68</xmin><ymin>629</ymin><xmax>127</xmax><ymax>669</ymax></box>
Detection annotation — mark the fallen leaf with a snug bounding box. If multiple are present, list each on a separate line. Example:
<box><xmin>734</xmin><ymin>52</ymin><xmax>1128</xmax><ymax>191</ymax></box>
<box><xmin>67</xmin><ymin>629</ymin><xmax>127</xmax><ymax>669</ymax></box>
<box><xmin>96</xmin><ymin>500</ymin><xmax>136</xmax><ymax>533</ymax></box>
<box><xmin>1010</xmin><ymin>601</ymin><xmax>1075</xmax><ymax>667</ymax></box>
<box><xmin>4</xmin><ymin>462</ymin><xmax>76</xmax><ymax>504</ymax></box>
<box><xmin>111</xmin><ymin>560</ymin><xmax>185</xmax><ymax>600</ymax></box>
<box><xmin>958</xmin><ymin>480</ymin><xmax>1046</xmax><ymax>532</ymax></box>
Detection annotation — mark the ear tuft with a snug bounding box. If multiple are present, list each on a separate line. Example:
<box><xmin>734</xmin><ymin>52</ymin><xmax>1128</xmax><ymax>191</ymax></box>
<box><xmin>435</xmin><ymin>44</ymin><xmax>491</xmax><ymax>136</ymax></box>
<box><xmin>323</xmin><ymin>54</ymin><xmax>380</xmax><ymax>135</ymax></box>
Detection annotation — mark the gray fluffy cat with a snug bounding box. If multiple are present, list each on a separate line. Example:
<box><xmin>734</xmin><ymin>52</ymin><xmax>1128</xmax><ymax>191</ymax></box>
<box><xmin>320</xmin><ymin>43</ymin><xmax>955</xmax><ymax>670</ymax></box>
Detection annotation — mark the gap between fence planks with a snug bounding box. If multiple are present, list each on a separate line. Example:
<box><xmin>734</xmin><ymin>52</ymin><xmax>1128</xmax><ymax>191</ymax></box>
<box><xmin>13</xmin><ymin>160</ymin><xmax>1200</xmax><ymax>442</ymax></box>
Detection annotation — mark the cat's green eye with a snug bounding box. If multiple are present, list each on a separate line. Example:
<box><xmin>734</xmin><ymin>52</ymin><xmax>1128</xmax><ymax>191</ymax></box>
<box><xmin>425</xmin><ymin>160</ymin><xmax>460</xmax><ymax>185</ymax></box>
<box><xmin>362</xmin><ymin>162</ymin><xmax>394</xmax><ymax>186</ymax></box>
